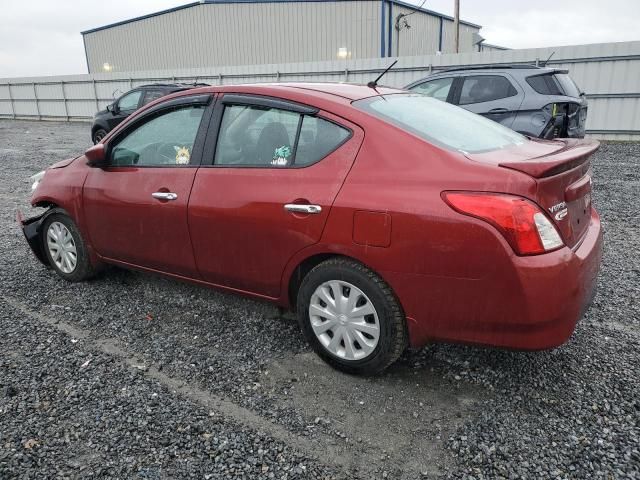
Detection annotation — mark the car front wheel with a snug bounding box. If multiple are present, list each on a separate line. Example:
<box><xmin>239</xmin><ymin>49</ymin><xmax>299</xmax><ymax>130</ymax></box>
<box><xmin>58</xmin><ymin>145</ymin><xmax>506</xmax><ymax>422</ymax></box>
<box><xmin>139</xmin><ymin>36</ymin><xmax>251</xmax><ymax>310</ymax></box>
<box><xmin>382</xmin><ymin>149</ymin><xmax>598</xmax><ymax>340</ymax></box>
<box><xmin>42</xmin><ymin>213</ymin><xmax>96</xmax><ymax>282</ymax></box>
<box><xmin>297</xmin><ymin>258</ymin><xmax>407</xmax><ymax>375</ymax></box>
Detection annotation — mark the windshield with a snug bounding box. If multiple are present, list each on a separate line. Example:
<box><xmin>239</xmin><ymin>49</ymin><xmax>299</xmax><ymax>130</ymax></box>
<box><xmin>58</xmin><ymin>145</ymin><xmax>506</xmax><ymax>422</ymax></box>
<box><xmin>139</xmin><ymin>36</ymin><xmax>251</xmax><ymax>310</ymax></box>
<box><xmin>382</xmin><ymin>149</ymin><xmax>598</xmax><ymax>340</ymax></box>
<box><xmin>354</xmin><ymin>93</ymin><xmax>526</xmax><ymax>154</ymax></box>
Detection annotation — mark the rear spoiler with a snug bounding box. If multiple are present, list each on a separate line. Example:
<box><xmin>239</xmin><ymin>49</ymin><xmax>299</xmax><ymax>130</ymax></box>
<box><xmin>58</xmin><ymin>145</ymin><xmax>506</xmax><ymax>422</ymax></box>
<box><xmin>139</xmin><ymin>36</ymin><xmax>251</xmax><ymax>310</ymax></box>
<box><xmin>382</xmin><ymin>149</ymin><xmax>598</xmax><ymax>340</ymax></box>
<box><xmin>499</xmin><ymin>139</ymin><xmax>599</xmax><ymax>178</ymax></box>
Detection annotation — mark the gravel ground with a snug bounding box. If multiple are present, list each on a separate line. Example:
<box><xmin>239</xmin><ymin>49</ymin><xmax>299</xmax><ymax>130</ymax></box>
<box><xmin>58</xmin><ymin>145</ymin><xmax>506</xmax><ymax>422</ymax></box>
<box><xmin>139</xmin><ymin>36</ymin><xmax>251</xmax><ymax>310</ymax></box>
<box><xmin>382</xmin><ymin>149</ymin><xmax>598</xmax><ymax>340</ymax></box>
<box><xmin>0</xmin><ymin>119</ymin><xmax>639</xmax><ymax>479</ymax></box>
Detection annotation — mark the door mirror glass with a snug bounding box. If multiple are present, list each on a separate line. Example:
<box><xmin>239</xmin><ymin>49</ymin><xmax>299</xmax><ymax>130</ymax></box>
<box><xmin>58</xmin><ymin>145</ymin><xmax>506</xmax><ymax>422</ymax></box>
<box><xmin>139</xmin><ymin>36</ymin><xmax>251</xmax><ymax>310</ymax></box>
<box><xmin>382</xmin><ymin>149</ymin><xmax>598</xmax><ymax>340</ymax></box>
<box><xmin>85</xmin><ymin>143</ymin><xmax>107</xmax><ymax>167</ymax></box>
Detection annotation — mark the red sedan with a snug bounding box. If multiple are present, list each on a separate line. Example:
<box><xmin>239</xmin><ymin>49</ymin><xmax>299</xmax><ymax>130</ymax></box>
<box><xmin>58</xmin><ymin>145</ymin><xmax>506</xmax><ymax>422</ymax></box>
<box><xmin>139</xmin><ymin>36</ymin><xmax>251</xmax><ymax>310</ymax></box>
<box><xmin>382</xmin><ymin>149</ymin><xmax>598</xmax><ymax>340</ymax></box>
<box><xmin>20</xmin><ymin>83</ymin><xmax>602</xmax><ymax>374</ymax></box>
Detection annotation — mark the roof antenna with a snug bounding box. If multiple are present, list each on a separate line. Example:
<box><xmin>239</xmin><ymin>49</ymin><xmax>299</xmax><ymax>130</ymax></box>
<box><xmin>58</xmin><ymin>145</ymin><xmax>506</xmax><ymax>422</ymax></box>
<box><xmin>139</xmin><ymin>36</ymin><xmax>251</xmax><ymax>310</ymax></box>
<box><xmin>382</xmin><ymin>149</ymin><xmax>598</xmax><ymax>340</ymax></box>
<box><xmin>368</xmin><ymin>60</ymin><xmax>398</xmax><ymax>89</ymax></box>
<box><xmin>539</xmin><ymin>51</ymin><xmax>555</xmax><ymax>67</ymax></box>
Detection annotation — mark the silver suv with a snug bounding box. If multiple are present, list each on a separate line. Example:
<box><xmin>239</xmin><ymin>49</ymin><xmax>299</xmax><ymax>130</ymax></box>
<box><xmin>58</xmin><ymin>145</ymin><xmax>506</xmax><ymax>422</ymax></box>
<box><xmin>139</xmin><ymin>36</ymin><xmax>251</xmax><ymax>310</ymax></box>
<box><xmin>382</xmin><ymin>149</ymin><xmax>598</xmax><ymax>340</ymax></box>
<box><xmin>405</xmin><ymin>65</ymin><xmax>587</xmax><ymax>139</ymax></box>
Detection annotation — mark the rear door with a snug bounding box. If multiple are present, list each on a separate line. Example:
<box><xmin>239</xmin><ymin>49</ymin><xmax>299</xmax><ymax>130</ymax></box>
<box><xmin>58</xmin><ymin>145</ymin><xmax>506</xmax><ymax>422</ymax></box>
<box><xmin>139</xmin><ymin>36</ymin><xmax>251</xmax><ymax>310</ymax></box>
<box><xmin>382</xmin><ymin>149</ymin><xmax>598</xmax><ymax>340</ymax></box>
<box><xmin>83</xmin><ymin>94</ymin><xmax>214</xmax><ymax>276</ymax></box>
<box><xmin>188</xmin><ymin>94</ymin><xmax>364</xmax><ymax>297</ymax></box>
<box><xmin>453</xmin><ymin>74</ymin><xmax>524</xmax><ymax>128</ymax></box>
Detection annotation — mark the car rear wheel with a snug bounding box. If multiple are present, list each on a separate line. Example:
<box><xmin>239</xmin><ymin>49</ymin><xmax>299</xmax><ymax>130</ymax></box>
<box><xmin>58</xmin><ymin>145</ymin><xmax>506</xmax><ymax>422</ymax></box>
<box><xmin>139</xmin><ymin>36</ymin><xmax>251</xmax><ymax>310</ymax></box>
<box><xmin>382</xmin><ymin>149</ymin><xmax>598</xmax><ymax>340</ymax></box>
<box><xmin>42</xmin><ymin>213</ymin><xmax>96</xmax><ymax>282</ymax></box>
<box><xmin>92</xmin><ymin>128</ymin><xmax>107</xmax><ymax>144</ymax></box>
<box><xmin>297</xmin><ymin>258</ymin><xmax>407</xmax><ymax>375</ymax></box>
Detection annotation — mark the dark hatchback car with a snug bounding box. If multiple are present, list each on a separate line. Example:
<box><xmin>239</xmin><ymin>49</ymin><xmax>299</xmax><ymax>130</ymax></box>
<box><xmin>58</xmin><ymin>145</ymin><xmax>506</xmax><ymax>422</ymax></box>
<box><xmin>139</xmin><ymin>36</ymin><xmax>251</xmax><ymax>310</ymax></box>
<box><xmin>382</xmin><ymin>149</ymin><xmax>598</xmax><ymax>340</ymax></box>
<box><xmin>91</xmin><ymin>83</ymin><xmax>207</xmax><ymax>144</ymax></box>
<box><xmin>406</xmin><ymin>65</ymin><xmax>587</xmax><ymax>139</ymax></box>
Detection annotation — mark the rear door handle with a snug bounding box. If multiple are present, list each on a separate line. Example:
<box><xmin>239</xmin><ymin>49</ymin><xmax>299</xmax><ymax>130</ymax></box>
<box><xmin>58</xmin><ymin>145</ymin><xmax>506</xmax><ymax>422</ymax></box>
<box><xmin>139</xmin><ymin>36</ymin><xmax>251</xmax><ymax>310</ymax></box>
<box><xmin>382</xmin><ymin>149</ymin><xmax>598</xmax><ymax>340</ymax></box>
<box><xmin>488</xmin><ymin>108</ymin><xmax>509</xmax><ymax>114</ymax></box>
<box><xmin>152</xmin><ymin>192</ymin><xmax>178</xmax><ymax>201</ymax></box>
<box><xmin>284</xmin><ymin>204</ymin><xmax>322</xmax><ymax>214</ymax></box>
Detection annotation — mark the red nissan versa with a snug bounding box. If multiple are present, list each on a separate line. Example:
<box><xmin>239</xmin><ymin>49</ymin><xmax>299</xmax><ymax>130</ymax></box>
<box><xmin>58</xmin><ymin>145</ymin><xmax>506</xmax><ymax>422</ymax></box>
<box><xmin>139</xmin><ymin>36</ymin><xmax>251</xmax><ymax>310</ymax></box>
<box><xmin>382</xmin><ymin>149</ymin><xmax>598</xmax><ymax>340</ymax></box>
<box><xmin>19</xmin><ymin>83</ymin><xmax>603</xmax><ymax>375</ymax></box>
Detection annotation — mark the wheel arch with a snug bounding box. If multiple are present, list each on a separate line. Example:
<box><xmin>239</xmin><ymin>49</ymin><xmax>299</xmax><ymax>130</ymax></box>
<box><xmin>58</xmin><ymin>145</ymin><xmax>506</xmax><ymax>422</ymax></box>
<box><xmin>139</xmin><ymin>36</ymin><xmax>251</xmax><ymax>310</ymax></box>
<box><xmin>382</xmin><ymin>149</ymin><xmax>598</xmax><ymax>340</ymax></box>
<box><xmin>284</xmin><ymin>249</ymin><xmax>401</xmax><ymax>313</ymax></box>
<box><xmin>91</xmin><ymin>122</ymin><xmax>108</xmax><ymax>134</ymax></box>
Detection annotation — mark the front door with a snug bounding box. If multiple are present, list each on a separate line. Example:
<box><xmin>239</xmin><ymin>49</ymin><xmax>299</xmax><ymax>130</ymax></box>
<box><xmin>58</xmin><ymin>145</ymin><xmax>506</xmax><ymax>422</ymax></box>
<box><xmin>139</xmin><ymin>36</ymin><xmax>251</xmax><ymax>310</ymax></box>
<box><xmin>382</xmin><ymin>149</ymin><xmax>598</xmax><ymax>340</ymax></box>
<box><xmin>83</xmin><ymin>96</ymin><xmax>212</xmax><ymax>277</ymax></box>
<box><xmin>188</xmin><ymin>95</ymin><xmax>363</xmax><ymax>297</ymax></box>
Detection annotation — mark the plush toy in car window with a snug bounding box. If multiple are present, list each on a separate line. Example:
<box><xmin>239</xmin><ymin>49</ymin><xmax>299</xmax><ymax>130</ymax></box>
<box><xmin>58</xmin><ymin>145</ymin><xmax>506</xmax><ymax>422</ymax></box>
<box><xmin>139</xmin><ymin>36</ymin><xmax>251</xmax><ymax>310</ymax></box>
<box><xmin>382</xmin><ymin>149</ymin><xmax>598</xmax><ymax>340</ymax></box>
<box><xmin>271</xmin><ymin>145</ymin><xmax>291</xmax><ymax>166</ymax></box>
<box><xmin>174</xmin><ymin>146</ymin><xmax>190</xmax><ymax>165</ymax></box>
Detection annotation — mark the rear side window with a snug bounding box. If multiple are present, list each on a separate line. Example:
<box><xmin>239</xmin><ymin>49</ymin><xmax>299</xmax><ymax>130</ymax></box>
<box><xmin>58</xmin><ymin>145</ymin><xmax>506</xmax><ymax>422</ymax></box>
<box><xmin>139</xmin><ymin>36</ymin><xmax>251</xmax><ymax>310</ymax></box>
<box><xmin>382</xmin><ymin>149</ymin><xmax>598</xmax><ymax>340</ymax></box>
<box><xmin>409</xmin><ymin>77</ymin><xmax>454</xmax><ymax>102</ymax></box>
<box><xmin>459</xmin><ymin>75</ymin><xmax>518</xmax><ymax>105</ymax></box>
<box><xmin>296</xmin><ymin>116</ymin><xmax>350</xmax><ymax>166</ymax></box>
<box><xmin>527</xmin><ymin>73</ymin><xmax>582</xmax><ymax>98</ymax></box>
<box><xmin>141</xmin><ymin>90</ymin><xmax>166</xmax><ymax>106</ymax></box>
<box><xmin>526</xmin><ymin>74</ymin><xmax>563</xmax><ymax>95</ymax></box>
<box><xmin>354</xmin><ymin>94</ymin><xmax>526</xmax><ymax>154</ymax></box>
<box><xmin>214</xmin><ymin>104</ymin><xmax>350</xmax><ymax>167</ymax></box>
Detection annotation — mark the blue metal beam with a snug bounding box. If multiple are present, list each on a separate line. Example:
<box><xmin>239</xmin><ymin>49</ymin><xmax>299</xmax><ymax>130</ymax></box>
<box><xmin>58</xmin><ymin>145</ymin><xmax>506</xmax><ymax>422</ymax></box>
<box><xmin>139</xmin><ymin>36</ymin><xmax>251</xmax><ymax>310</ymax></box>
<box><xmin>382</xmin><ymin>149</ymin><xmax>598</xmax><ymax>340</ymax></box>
<box><xmin>380</xmin><ymin>0</ymin><xmax>386</xmax><ymax>57</ymax></box>
<box><xmin>388</xmin><ymin>1</ymin><xmax>393</xmax><ymax>57</ymax></box>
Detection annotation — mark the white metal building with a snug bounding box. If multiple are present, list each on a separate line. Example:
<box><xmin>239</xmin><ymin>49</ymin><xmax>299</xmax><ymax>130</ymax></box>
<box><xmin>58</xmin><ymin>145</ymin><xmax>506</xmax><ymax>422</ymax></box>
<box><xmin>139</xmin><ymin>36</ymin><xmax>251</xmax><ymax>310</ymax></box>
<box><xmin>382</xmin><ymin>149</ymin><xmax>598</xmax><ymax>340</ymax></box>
<box><xmin>81</xmin><ymin>0</ymin><xmax>486</xmax><ymax>73</ymax></box>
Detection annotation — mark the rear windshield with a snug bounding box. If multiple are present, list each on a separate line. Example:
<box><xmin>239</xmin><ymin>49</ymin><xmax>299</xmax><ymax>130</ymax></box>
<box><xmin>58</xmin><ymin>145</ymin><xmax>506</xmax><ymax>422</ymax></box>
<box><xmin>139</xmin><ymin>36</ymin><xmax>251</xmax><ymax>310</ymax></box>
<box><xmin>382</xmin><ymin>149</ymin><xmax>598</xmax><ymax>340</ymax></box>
<box><xmin>526</xmin><ymin>73</ymin><xmax>582</xmax><ymax>97</ymax></box>
<box><xmin>555</xmin><ymin>73</ymin><xmax>582</xmax><ymax>97</ymax></box>
<box><xmin>354</xmin><ymin>94</ymin><xmax>526</xmax><ymax>154</ymax></box>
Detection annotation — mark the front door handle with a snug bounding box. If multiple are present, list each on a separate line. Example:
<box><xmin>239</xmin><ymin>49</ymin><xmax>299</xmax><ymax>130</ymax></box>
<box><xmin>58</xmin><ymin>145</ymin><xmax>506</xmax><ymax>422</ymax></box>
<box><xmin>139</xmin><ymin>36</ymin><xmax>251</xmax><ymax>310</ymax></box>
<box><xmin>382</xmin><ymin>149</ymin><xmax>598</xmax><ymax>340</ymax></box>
<box><xmin>284</xmin><ymin>204</ymin><xmax>322</xmax><ymax>214</ymax></box>
<box><xmin>152</xmin><ymin>192</ymin><xmax>178</xmax><ymax>201</ymax></box>
<box><xmin>488</xmin><ymin>108</ymin><xmax>509</xmax><ymax>114</ymax></box>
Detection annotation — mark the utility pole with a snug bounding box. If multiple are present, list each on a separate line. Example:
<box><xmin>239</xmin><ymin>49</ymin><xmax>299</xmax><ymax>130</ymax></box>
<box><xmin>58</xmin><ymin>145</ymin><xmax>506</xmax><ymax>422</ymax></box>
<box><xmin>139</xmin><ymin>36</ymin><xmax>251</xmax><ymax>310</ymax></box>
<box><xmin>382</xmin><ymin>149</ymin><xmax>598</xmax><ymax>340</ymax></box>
<box><xmin>454</xmin><ymin>0</ymin><xmax>460</xmax><ymax>53</ymax></box>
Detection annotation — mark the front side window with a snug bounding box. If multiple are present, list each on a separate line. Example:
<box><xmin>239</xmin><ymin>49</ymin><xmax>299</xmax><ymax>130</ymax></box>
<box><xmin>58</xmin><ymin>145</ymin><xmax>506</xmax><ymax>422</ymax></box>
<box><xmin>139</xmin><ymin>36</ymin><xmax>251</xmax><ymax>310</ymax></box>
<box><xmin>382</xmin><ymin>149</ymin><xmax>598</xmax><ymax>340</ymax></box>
<box><xmin>117</xmin><ymin>91</ymin><xmax>142</xmax><ymax>112</ymax></box>
<box><xmin>354</xmin><ymin>94</ymin><xmax>526</xmax><ymax>154</ymax></box>
<box><xmin>409</xmin><ymin>77</ymin><xmax>454</xmax><ymax>102</ymax></box>
<box><xmin>214</xmin><ymin>104</ymin><xmax>350</xmax><ymax>167</ymax></box>
<box><xmin>459</xmin><ymin>75</ymin><xmax>518</xmax><ymax>105</ymax></box>
<box><xmin>110</xmin><ymin>105</ymin><xmax>205</xmax><ymax>167</ymax></box>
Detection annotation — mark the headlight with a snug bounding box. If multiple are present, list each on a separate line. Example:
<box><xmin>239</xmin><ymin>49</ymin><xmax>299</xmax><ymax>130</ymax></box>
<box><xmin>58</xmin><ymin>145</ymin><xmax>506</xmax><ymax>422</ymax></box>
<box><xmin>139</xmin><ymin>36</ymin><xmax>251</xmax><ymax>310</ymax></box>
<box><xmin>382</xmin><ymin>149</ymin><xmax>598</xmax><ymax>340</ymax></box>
<box><xmin>30</xmin><ymin>170</ymin><xmax>45</xmax><ymax>192</ymax></box>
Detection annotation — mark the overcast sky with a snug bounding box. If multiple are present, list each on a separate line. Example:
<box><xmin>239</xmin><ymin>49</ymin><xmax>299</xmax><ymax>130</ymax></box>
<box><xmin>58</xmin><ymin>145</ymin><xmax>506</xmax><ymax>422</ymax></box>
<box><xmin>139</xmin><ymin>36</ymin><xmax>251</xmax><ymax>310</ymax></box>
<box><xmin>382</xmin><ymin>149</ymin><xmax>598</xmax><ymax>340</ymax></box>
<box><xmin>1</xmin><ymin>0</ymin><xmax>638</xmax><ymax>77</ymax></box>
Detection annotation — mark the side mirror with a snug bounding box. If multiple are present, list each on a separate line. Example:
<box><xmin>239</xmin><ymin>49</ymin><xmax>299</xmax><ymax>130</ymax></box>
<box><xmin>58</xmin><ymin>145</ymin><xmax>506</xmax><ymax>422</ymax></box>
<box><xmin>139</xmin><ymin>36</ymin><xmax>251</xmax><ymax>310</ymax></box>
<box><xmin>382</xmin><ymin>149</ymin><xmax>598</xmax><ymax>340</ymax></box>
<box><xmin>107</xmin><ymin>103</ymin><xmax>118</xmax><ymax>114</ymax></box>
<box><xmin>85</xmin><ymin>143</ymin><xmax>108</xmax><ymax>168</ymax></box>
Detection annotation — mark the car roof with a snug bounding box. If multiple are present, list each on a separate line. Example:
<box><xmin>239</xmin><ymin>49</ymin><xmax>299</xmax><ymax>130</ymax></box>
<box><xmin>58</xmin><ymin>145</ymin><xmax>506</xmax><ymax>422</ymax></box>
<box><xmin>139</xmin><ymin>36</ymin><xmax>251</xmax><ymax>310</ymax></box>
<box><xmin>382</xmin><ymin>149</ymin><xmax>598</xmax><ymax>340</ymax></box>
<box><xmin>136</xmin><ymin>83</ymin><xmax>209</xmax><ymax>90</ymax></box>
<box><xmin>413</xmin><ymin>65</ymin><xmax>566</xmax><ymax>79</ymax></box>
<box><xmin>183</xmin><ymin>82</ymin><xmax>405</xmax><ymax>102</ymax></box>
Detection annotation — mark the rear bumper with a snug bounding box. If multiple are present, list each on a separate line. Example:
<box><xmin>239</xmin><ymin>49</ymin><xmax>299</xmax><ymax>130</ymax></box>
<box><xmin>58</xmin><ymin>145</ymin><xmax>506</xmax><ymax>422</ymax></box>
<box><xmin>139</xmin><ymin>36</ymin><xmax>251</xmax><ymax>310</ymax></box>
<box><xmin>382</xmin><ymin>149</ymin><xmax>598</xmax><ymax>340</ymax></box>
<box><xmin>391</xmin><ymin>209</ymin><xmax>603</xmax><ymax>350</ymax></box>
<box><xmin>17</xmin><ymin>210</ymin><xmax>49</xmax><ymax>266</ymax></box>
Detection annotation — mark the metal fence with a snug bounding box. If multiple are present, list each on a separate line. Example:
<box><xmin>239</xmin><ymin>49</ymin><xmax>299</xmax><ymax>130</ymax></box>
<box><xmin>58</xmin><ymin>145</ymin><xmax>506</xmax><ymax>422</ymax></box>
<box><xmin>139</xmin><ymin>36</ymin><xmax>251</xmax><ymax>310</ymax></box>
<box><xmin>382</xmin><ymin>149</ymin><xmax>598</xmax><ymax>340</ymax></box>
<box><xmin>1</xmin><ymin>41</ymin><xmax>639</xmax><ymax>140</ymax></box>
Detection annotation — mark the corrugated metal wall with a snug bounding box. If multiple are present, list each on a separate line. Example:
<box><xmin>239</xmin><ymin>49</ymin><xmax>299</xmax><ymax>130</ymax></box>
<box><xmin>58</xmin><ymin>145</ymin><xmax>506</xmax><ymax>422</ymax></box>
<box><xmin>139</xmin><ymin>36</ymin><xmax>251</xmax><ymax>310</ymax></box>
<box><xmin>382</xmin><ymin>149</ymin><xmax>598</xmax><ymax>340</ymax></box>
<box><xmin>84</xmin><ymin>2</ymin><xmax>383</xmax><ymax>73</ymax></box>
<box><xmin>389</xmin><ymin>4</ymin><xmax>445</xmax><ymax>57</ymax></box>
<box><xmin>82</xmin><ymin>1</ymin><xmax>480</xmax><ymax>73</ymax></box>
<box><xmin>1</xmin><ymin>41</ymin><xmax>639</xmax><ymax>140</ymax></box>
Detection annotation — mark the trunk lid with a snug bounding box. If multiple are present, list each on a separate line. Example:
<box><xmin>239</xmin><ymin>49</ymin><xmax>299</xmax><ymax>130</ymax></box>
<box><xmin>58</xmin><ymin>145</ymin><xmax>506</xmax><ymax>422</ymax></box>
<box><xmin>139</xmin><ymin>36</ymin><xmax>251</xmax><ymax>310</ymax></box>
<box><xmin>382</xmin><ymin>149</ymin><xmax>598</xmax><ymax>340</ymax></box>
<box><xmin>468</xmin><ymin>138</ymin><xmax>599</xmax><ymax>248</ymax></box>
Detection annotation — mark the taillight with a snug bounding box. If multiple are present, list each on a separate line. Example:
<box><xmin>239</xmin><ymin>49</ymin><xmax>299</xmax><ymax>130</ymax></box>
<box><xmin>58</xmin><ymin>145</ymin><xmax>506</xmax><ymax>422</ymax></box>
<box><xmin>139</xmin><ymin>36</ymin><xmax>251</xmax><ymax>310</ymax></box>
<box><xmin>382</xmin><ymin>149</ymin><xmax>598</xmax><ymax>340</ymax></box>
<box><xmin>442</xmin><ymin>192</ymin><xmax>564</xmax><ymax>255</ymax></box>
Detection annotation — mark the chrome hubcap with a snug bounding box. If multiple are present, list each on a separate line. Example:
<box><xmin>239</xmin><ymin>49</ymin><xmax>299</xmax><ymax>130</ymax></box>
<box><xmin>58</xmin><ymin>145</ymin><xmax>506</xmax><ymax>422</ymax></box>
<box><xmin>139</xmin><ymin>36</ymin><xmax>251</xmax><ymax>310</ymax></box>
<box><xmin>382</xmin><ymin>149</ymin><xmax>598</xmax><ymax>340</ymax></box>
<box><xmin>309</xmin><ymin>280</ymin><xmax>380</xmax><ymax>361</ymax></box>
<box><xmin>46</xmin><ymin>222</ymin><xmax>77</xmax><ymax>274</ymax></box>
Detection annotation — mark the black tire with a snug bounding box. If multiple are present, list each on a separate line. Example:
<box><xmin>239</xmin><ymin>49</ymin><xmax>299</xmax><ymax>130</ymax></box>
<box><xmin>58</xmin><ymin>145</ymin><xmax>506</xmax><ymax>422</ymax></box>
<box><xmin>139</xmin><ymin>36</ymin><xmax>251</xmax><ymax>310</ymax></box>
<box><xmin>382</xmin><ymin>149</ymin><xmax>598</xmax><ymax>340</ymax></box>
<box><xmin>92</xmin><ymin>128</ymin><xmax>108</xmax><ymax>144</ymax></box>
<box><xmin>42</xmin><ymin>212</ymin><xmax>96</xmax><ymax>282</ymax></box>
<box><xmin>297</xmin><ymin>258</ymin><xmax>407</xmax><ymax>375</ymax></box>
